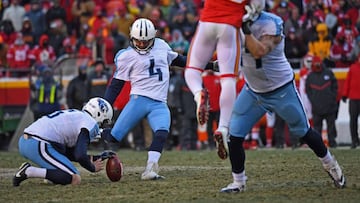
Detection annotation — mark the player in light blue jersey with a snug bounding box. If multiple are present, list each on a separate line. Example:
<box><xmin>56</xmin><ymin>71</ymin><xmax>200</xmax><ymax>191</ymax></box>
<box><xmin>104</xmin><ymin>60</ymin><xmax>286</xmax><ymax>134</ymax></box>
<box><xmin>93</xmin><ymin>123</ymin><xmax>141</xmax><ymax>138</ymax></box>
<box><xmin>13</xmin><ymin>97</ymin><xmax>115</xmax><ymax>186</ymax></box>
<box><xmin>220</xmin><ymin>0</ymin><xmax>345</xmax><ymax>193</ymax></box>
<box><xmin>102</xmin><ymin>18</ymin><xmax>217</xmax><ymax>180</ymax></box>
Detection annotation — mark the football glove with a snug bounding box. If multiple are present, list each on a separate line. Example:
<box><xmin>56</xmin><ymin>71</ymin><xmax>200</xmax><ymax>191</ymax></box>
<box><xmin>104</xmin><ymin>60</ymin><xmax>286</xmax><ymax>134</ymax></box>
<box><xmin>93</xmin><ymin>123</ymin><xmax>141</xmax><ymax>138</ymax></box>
<box><xmin>242</xmin><ymin>21</ymin><xmax>252</xmax><ymax>35</ymax></box>
<box><xmin>242</xmin><ymin>4</ymin><xmax>259</xmax><ymax>23</ymax></box>
<box><xmin>99</xmin><ymin>150</ymin><xmax>117</xmax><ymax>160</ymax></box>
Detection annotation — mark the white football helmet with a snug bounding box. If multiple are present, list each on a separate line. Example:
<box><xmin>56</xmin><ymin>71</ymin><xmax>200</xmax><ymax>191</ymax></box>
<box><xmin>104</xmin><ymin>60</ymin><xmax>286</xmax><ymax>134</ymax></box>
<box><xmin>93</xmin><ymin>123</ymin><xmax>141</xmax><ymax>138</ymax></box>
<box><xmin>82</xmin><ymin>97</ymin><xmax>113</xmax><ymax>125</ymax></box>
<box><xmin>129</xmin><ymin>18</ymin><xmax>157</xmax><ymax>54</ymax></box>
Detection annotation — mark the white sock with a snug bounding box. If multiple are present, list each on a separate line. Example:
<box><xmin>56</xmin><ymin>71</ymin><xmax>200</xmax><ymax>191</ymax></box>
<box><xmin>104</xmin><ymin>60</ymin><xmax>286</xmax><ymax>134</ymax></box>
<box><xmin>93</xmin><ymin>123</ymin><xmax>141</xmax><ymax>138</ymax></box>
<box><xmin>26</xmin><ymin>166</ymin><xmax>46</xmax><ymax>178</ymax></box>
<box><xmin>232</xmin><ymin>171</ymin><xmax>247</xmax><ymax>184</ymax></box>
<box><xmin>218</xmin><ymin>78</ymin><xmax>236</xmax><ymax>127</ymax></box>
<box><xmin>319</xmin><ymin>150</ymin><xmax>333</xmax><ymax>165</ymax></box>
<box><xmin>147</xmin><ymin>151</ymin><xmax>161</xmax><ymax>164</ymax></box>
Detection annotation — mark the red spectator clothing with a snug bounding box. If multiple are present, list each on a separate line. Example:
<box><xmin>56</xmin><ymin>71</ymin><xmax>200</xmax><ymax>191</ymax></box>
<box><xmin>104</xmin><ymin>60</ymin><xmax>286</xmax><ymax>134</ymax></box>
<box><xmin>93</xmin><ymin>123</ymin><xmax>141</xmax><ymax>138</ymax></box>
<box><xmin>29</xmin><ymin>35</ymin><xmax>56</xmax><ymax>65</ymax></box>
<box><xmin>29</xmin><ymin>46</ymin><xmax>56</xmax><ymax>65</ymax></box>
<box><xmin>337</xmin><ymin>27</ymin><xmax>359</xmax><ymax>45</ymax></box>
<box><xmin>343</xmin><ymin>61</ymin><xmax>360</xmax><ymax>99</ymax></box>
<box><xmin>93</xmin><ymin>0</ymin><xmax>107</xmax><ymax>10</ymax></box>
<box><xmin>60</xmin><ymin>0</ymin><xmax>75</xmax><ymax>23</ymax></box>
<box><xmin>78</xmin><ymin>45</ymin><xmax>93</xmax><ymax>59</ymax></box>
<box><xmin>203</xmin><ymin>72</ymin><xmax>221</xmax><ymax>112</ymax></box>
<box><xmin>299</xmin><ymin>66</ymin><xmax>309</xmax><ymax>78</ymax></box>
<box><xmin>6</xmin><ymin>44</ymin><xmax>31</xmax><ymax>68</ymax></box>
<box><xmin>0</xmin><ymin>32</ymin><xmax>17</xmax><ymax>44</ymax></box>
<box><xmin>346</xmin><ymin>7</ymin><xmax>359</xmax><ymax>26</ymax></box>
<box><xmin>330</xmin><ymin>41</ymin><xmax>354</xmax><ymax>68</ymax></box>
<box><xmin>103</xmin><ymin>35</ymin><xmax>115</xmax><ymax>65</ymax></box>
<box><xmin>88</xmin><ymin>16</ymin><xmax>110</xmax><ymax>37</ymax></box>
<box><xmin>106</xmin><ymin>0</ymin><xmax>125</xmax><ymax>17</ymax></box>
<box><xmin>200</xmin><ymin>0</ymin><xmax>248</xmax><ymax>29</ymax></box>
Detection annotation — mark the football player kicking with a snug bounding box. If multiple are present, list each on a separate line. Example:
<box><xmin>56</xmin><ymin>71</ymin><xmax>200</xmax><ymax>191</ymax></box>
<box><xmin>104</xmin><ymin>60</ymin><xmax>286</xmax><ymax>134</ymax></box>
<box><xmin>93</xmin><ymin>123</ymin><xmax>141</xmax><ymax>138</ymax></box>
<box><xmin>220</xmin><ymin>0</ymin><xmax>345</xmax><ymax>193</ymax></box>
<box><xmin>101</xmin><ymin>18</ymin><xmax>217</xmax><ymax>180</ymax></box>
<box><xmin>13</xmin><ymin>97</ymin><xmax>115</xmax><ymax>186</ymax></box>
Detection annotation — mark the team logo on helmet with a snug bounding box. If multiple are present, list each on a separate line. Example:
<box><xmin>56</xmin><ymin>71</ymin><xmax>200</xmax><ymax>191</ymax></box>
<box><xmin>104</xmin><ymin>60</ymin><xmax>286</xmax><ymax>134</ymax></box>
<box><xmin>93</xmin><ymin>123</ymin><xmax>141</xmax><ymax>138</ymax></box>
<box><xmin>98</xmin><ymin>98</ymin><xmax>109</xmax><ymax>114</ymax></box>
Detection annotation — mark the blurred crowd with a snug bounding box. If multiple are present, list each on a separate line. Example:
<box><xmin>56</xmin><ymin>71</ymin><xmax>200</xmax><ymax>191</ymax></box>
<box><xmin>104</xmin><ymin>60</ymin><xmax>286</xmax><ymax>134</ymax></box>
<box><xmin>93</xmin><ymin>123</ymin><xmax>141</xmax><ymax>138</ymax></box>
<box><xmin>0</xmin><ymin>0</ymin><xmax>360</xmax><ymax>150</ymax></box>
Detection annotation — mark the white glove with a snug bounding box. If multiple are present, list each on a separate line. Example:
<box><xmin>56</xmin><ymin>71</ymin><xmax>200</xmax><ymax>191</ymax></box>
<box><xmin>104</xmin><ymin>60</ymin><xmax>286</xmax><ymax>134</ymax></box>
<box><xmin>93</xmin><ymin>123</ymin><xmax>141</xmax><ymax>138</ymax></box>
<box><xmin>242</xmin><ymin>4</ymin><xmax>259</xmax><ymax>22</ymax></box>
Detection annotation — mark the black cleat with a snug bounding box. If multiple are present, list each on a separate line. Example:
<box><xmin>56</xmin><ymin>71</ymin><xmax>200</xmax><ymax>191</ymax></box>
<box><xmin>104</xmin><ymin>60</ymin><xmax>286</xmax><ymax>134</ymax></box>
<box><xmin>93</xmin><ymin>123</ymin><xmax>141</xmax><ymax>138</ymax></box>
<box><xmin>13</xmin><ymin>162</ymin><xmax>31</xmax><ymax>187</ymax></box>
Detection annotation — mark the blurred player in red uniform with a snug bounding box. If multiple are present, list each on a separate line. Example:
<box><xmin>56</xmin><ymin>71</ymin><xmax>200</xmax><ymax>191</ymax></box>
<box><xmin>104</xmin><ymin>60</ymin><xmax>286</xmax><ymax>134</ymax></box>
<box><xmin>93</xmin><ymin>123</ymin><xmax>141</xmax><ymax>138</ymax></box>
<box><xmin>184</xmin><ymin>0</ymin><xmax>248</xmax><ymax>160</ymax></box>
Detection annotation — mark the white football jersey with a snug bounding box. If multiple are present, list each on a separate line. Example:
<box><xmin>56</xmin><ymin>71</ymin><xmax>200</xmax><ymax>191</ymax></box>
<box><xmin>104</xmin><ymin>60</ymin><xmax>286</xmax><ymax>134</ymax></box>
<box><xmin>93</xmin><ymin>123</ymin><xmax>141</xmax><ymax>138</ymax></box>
<box><xmin>24</xmin><ymin>109</ymin><xmax>100</xmax><ymax>147</ymax></box>
<box><xmin>241</xmin><ymin>11</ymin><xmax>294</xmax><ymax>93</ymax></box>
<box><xmin>113</xmin><ymin>38</ymin><xmax>178</xmax><ymax>102</ymax></box>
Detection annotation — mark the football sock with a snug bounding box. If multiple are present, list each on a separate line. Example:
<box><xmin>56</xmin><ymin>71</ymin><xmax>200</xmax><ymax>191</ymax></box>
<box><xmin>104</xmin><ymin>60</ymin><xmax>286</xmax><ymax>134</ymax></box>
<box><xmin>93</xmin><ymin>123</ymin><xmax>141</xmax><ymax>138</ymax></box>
<box><xmin>26</xmin><ymin>166</ymin><xmax>46</xmax><ymax>178</ymax></box>
<box><xmin>218</xmin><ymin>77</ymin><xmax>236</xmax><ymax>127</ymax></box>
<box><xmin>319</xmin><ymin>150</ymin><xmax>333</xmax><ymax>165</ymax></box>
<box><xmin>46</xmin><ymin>169</ymin><xmax>72</xmax><ymax>185</ymax></box>
<box><xmin>232</xmin><ymin>171</ymin><xmax>247</xmax><ymax>184</ymax></box>
<box><xmin>184</xmin><ymin>68</ymin><xmax>203</xmax><ymax>95</ymax></box>
<box><xmin>148</xmin><ymin>151</ymin><xmax>161</xmax><ymax>163</ymax></box>
<box><xmin>229</xmin><ymin>135</ymin><xmax>245</xmax><ymax>173</ymax></box>
<box><xmin>149</xmin><ymin>130</ymin><xmax>168</xmax><ymax>152</ymax></box>
<box><xmin>301</xmin><ymin>128</ymin><xmax>327</xmax><ymax>158</ymax></box>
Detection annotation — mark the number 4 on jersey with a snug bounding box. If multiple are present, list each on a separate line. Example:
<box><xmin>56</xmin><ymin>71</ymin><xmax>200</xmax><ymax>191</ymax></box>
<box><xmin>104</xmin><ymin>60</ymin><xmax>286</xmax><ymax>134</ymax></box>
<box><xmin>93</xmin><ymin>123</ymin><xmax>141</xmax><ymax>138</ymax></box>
<box><xmin>148</xmin><ymin>59</ymin><xmax>163</xmax><ymax>81</ymax></box>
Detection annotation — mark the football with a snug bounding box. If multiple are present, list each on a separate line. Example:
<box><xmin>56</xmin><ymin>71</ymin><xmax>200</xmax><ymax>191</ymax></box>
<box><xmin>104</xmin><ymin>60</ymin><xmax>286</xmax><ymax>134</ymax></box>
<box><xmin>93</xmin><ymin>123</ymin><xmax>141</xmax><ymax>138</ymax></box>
<box><xmin>106</xmin><ymin>155</ymin><xmax>123</xmax><ymax>182</ymax></box>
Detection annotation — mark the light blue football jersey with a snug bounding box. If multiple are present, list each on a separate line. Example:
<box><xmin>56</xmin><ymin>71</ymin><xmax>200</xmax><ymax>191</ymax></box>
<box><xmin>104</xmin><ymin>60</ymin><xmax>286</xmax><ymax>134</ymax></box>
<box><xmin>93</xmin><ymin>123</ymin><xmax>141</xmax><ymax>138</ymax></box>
<box><xmin>241</xmin><ymin>11</ymin><xmax>294</xmax><ymax>93</ymax></box>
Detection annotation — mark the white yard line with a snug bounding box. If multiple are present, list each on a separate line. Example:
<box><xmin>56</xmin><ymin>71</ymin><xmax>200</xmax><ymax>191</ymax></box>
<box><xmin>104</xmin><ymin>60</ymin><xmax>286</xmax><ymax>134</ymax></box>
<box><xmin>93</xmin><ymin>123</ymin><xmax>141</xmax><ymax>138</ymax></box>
<box><xmin>0</xmin><ymin>165</ymin><xmax>229</xmax><ymax>178</ymax></box>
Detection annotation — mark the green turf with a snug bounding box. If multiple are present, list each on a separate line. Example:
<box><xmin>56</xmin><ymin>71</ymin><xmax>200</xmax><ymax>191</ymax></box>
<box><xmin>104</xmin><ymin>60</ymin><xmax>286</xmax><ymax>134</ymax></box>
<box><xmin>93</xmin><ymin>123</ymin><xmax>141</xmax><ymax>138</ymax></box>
<box><xmin>1</xmin><ymin>148</ymin><xmax>359</xmax><ymax>203</ymax></box>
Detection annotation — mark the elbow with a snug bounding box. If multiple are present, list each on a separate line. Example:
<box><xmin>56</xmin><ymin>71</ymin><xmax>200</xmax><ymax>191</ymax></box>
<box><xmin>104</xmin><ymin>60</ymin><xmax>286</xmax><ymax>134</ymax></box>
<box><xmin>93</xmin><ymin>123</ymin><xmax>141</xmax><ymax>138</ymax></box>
<box><xmin>254</xmin><ymin>46</ymin><xmax>268</xmax><ymax>58</ymax></box>
<box><xmin>248</xmin><ymin>45</ymin><xmax>268</xmax><ymax>59</ymax></box>
<box><xmin>73</xmin><ymin>153</ymin><xmax>87</xmax><ymax>163</ymax></box>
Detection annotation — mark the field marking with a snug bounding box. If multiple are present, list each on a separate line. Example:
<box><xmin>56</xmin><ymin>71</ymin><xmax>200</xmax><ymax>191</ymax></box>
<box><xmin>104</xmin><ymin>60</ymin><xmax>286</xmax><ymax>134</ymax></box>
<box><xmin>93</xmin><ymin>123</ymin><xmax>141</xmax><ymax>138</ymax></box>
<box><xmin>0</xmin><ymin>165</ymin><xmax>229</xmax><ymax>178</ymax></box>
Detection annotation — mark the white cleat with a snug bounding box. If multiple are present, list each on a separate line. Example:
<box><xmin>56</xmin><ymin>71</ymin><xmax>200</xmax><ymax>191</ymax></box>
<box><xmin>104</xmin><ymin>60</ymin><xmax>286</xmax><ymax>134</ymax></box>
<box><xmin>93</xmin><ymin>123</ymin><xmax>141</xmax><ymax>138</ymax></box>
<box><xmin>220</xmin><ymin>181</ymin><xmax>246</xmax><ymax>193</ymax></box>
<box><xmin>141</xmin><ymin>162</ymin><xmax>165</xmax><ymax>180</ymax></box>
<box><xmin>323</xmin><ymin>158</ymin><xmax>346</xmax><ymax>189</ymax></box>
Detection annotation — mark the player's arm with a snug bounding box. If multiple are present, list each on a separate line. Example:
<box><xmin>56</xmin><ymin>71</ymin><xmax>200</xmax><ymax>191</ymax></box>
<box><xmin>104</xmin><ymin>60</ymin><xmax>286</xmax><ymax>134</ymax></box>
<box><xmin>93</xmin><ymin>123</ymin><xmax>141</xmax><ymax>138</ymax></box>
<box><xmin>243</xmin><ymin>34</ymin><xmax>281</xmax><ymax>59</ymax></box>
<box><xmin>104</xmin><ymin>78</ymin><xmax>125</xmax><ymax>105</ymax></box>
<box><xmin>71</xmin><ymin>128</ymin><xmax>102</xmax><ymax>172</ymax></box>
<box><xmin>171</xmin><ymin>55</ymin><xmax>218</xmax><ymax>71</ymax></box>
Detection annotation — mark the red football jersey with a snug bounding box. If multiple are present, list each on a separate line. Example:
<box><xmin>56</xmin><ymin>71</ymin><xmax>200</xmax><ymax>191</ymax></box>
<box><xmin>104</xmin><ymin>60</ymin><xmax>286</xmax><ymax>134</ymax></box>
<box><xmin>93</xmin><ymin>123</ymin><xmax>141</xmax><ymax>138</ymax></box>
<box><xmin>200</xmin><ymin>0</ymin><xmax>248</xmax><ymax>28</ymax></box>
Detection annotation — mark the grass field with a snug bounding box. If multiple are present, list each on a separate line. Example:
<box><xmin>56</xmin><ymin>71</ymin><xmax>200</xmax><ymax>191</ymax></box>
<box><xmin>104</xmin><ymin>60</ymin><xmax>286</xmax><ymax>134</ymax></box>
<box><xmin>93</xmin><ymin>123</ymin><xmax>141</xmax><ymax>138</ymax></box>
<box><xmin>1</xmin><ymin>148</ymin><xmax>360</xmax><ymax>203</ymax></box>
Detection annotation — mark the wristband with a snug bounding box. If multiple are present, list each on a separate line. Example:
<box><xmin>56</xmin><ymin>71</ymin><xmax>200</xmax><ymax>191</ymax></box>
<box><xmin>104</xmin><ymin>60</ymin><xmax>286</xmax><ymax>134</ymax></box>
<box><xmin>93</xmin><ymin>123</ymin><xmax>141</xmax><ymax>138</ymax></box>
<box><xmin>242</xmin><ymin>21</ymin><xmax>252</xmax><ymax>35</ymax></box>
